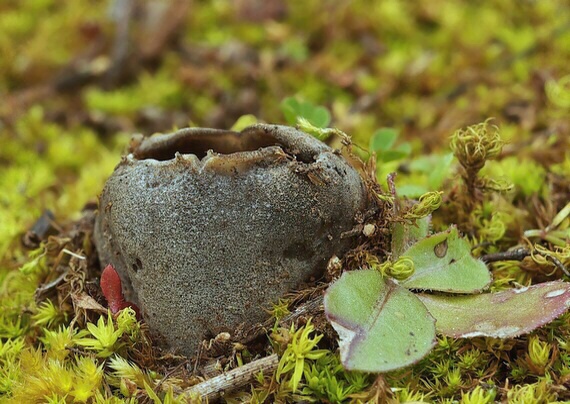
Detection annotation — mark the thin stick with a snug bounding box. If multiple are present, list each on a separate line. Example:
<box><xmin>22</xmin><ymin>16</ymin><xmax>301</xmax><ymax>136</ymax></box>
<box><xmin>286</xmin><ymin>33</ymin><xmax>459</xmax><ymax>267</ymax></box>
<box><xmin>481</xmin><ymin>247</ymin><xmax>570</xmax><ymax>276</ymax></box>
<box><xmin>183</xmin><ymin>354</ymin><xmax>278</xmax><ymax>401</ymax></box>
<box><xmin>480</xmin><ymin>247</ymin><xmax>531</xmax><ymax>264</ymax></box>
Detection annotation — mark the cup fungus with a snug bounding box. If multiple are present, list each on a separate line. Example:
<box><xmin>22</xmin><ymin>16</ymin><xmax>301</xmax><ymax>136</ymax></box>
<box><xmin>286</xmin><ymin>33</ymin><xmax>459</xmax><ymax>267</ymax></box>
<box><xmin>94</xmin><ymin>124</ymin><xmax>369</xmax><ymax>356</ymax></box>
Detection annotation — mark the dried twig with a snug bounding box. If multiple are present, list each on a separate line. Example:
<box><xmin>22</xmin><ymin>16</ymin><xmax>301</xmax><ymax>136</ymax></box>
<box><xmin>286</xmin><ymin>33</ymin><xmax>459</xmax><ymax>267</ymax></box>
<box><xmin>183</xmin><ymin>354</ymin><xmax>278</xmax><ymax>401</ymax></box>
<box><xmin>481</xmin><ymin>246</ymin><xmax>570</xmax><ymax>276</ymax></box>
<box><xmin>481</xmin><ymin>247</ymin><xmax>531</xmax><ymax>264</ymax></box>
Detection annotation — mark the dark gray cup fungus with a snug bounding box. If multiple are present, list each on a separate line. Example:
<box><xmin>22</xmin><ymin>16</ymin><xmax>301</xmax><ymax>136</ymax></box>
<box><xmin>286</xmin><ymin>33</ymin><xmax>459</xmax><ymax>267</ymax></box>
<box><xmin>94</xmin><ymin>124</ymin><xmax>369</xmax><ymax>356</ymax></box>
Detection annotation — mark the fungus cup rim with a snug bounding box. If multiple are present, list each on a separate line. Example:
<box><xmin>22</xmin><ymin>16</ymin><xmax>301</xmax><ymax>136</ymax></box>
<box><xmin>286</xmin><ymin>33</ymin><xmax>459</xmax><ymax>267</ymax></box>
<box><xmin>128</xmin><ymin>124</ymin><xmax>331</xmax><ymax>166</ymax></box>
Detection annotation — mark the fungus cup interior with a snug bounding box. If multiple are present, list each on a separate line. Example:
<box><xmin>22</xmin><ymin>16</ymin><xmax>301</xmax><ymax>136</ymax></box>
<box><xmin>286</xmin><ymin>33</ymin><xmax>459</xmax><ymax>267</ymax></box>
<box><xmin>133</xmin><ymin>128</ymin><xmax>282</xmax><ymax>161</ymax></box>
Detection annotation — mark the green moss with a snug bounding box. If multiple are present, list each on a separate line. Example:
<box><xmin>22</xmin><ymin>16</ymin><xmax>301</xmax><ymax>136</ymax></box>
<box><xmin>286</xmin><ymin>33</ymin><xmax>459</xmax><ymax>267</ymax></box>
<box><xmin>2</xmin><ymin>0</ymin><xmax>570</xmax><ymax>401</ymax></box>
<box><xmin>85</xmin><ymin>69</ymin><xmax>186</xmax><ymax>117</ymax></box>
<box><xmin>482</xmin><ymin>156</ymin><xmax>547</xmax><ymax>198</ymax></box>
<box><xmin>0</xmin><ymin>107</ymin><xmax>125</xmax><ymax>261</ymax></box>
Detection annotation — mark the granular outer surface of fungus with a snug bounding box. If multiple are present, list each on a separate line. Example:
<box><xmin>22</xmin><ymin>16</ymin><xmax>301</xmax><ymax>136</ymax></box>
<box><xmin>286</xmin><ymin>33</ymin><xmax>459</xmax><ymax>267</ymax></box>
<box><xmin>94</xmin><ymin>124</ymin><xmax>369</xmax><ymax>356</ymax></box>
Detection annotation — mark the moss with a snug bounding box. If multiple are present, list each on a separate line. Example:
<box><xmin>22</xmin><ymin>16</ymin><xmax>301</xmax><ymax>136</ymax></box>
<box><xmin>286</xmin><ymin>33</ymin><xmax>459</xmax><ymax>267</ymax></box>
<box><xmin>482</xmin><ymin>156</ymin><xmax>547</xmax><ymax>198</ymax></box>
<box><xmin>2</xmin><ymin>0</ymin><xmax>570</xmax><ymax>401</ymax></box>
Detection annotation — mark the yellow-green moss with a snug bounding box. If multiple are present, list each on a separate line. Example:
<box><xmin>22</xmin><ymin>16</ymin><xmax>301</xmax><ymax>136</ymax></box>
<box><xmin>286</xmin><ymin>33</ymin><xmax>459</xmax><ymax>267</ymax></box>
<box><xmin>2</xmin><ymin>0</ymin><xmax>570</xmax><ymax>401</ymax></box>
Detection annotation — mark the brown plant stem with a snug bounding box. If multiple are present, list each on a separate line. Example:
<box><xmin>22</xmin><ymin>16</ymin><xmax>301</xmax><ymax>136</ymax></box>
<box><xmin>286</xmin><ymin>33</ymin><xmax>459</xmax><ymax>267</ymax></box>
<box><xmin>481</xmin><ymin>247</ymin><xmax>531</xmax><ymax>264</ymax></box>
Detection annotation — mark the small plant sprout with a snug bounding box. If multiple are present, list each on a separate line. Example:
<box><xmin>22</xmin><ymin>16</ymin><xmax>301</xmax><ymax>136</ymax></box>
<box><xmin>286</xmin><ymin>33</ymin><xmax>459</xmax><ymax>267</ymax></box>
<box><xmin>39</xmin><ymin>325</ymin><xmax>77</xmax><ymax>361</ymax></box>
<box><xmin>471</xmin><ymin>208</ymin><xmax>507</xmax><ymax>244</ymax></box>
<box><xmin>428</xmin><ymin>358</ymin><xmax>453</xmax><ymax>379</ymax></box>
<box><xmin>449</xmin><ymin>120</ymin><xmax>505</xmax><ymax>214</ymax></box>
<box><xmin>443</xmin><ymin>367</ymin><xmax>463</xmax><ymax>395</ymax></box>
<box><xmin>0</xmin><ymin>315</ymin><xmax>25</xmax><ymax>339</ymax></box>
<box><xmin>70</xmin><ymin>357</ymin><xmax>104</xmax><ymax>402</ymax></box>
<box><xmin>526</xmin><ymin>335</ymin><xmax>552</xmax><ymax>374</ymax></box>
<box><xmin>32</xmin><ymin>299</ymin><xmax>66</xmax><ymax>329</ymax></box>
<box><xmin>450</xmin><ymin>119</ymin><xmax>503</xmax><ymax>173</ymax></box>
<box><xmin>529</xmin><ymin>244</ymin><xmax>570</xmax><ymax>277</ymax></box>
<box><xmin>376</xmin><ymin>256</ymin><xmax>415</xmax><ymax>281</ymax></box>
<box><xmin>100</xmin><ymin>264</ymin><xmax>141</xmax><ymax>319</ymax></box>
<box><xmin>394</xmin><ymin>387</ymin><xmax>430</xmax><ymax>403</ymax></box>
<box><xmin>506</xmin><ymin>380</ymin><xmax>556</xmax><ymax>403</ymax></box>
<box><xmin>458</xmin><ymin>348</ymin><xmax>485</xmax><ymax>371</ymax></box>
<box><xmin>108</xmin><ymin>355</ymin><xmax>157</xmax><ymax>392</ymax></box>
<box><xmin>460</xmin><ymin>385</ymin><xmax>497</xmax><ymax>404</ymax></box>
<box><xmin>300</xmin><ymin>354</ymin><xmax>372</xmax><ymax>402</ymax></box>
<box><xmin>11</xmin><ymin>351</ymin><xmax>103</xmax><ymax>403</ymax></box>
<box><xmin>115</xmin><ymin>307</ymin><xmax>141</xmax><ymax>342</ymax></box>
<box><xmin>477</xmin><ymin>176</ymin><xmax>514</xmax><ymax>193</ymax></box>
<box><xmin>268</xmin><ymin>298</ymin><xmax>290</xmax><ymax>324</ymax></box>
<box><xmin>19</xmin><ymin>246</ymin><xmax>48</xmax><ymax>277</ymax></box>
<box><xmin>276</xmin><ymin>319</ymin><xmax>329</xmax><ymax>392</ymax></box>
<box><xmin>75</xmin><ymin>312</ymin><xmax>125</xmax><ymax>358</ymax></box>
<box><xmin>296</xmin><ymin>117</ymin><xmax>350</xmax><ymax>142</ymax></box>
<box><xmin>230</xmin><ymin>114</ymin><xmax>259</xmax><ymax>131</ymax></box>
<box><xmin>404</xmin><ymin>191</ymin><xmax>443</xmax><ymax>220</ymax></box>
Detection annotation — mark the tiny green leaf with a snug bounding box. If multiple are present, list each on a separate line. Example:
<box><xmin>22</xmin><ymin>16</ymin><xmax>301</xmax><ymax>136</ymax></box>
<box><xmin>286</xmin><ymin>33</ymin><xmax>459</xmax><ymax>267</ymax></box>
<box><xmin>281</xmin><ymin>97</ymin><xmax>302</xmax><ymax>125</ymax></box>
<box><xmin>407</xmin><ymin>153</ymin><xmax>454</xmax><ymax>191</ymax></box>
<box><xmin>400</xmin><ymin>226</ymin><xmax>492</xmax><ymax>293</ymax></box>
<box><xmin>324</xmin><ymin>270</ymin><xmax>436</xmax><ymax>372</ymax></box>
<box><xmin>369</xmin><ymin>128</ymin><xmax>398</xmax><ymax>152</ymax></box>
<box><xmin>417</xmin><ymin>281</ymin><xmax>570</xmax><ymax>338</ymax></box>
<box><xmin>297</xmin><ymin>118</ymin><xmax>333</xmax><ymax>140</ymax></box>
<box><xmin>280</xmin><ymin>97</ymin><xmax>331</xmax><ymax>128</ymax></box>
<box><xmin>397</xmin><ymin>184</ymin><xmax>429</xmax><ymax>198</ymax></box>
<box><xmin>428</xmin><ymin>152</ymin><xmax>454</xmax><ymax>190</ymax></box>
<box><xmin>307</xmin><ymin>106</ymin><xmax>331</xmax><ymax>128</ymax></box>
<box><xmin>381</xmin><ymin>143</ymin><xmax>412</xmax><ymax>162</ymax></box>
<box><xmin>230</xmin><ymin>114</ymin><xmax>258</xmax><ymax>131</ymax></box>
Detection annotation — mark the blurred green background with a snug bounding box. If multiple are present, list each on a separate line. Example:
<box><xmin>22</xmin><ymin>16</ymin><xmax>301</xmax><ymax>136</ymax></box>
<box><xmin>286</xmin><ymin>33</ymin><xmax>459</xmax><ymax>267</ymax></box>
<box><xmin>2</xmin><ymin>1</ymin><xmax>570</xmax><ymax>401</ymax></box>
<box><xmin>2</xmin><ymin>0</ymin><xmax>569</xmax><ymax>259</ymax></box>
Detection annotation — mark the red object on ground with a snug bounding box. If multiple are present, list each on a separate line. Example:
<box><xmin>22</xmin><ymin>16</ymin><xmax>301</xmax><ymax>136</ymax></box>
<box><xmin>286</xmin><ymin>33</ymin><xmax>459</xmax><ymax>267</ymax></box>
<box><xmin>100</xmin><ymin>264</ymin><xmax>141</xmax><ymax>320</ymax></box>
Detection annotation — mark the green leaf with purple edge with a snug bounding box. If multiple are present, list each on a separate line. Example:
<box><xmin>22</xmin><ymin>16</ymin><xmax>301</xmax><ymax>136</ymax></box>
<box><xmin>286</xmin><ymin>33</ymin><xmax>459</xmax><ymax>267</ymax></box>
<box><xmin>400</xmin><ymin>226</ymin><xmax>492</xmax><ymax>293</ymax></box>
<box><xmin>324</xmin><ymin>270</ymin><xmax>437</xmax><ymax>372</ymax></box>
<box><xmin>417</xmin><ymin>281</ymin><xmax>570</xmax><ymax>338</ymax></box>
<box><xmin>391</xmin><ymin>215</ymin><xmax>431</xmax><ymax>259</ymax></box>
